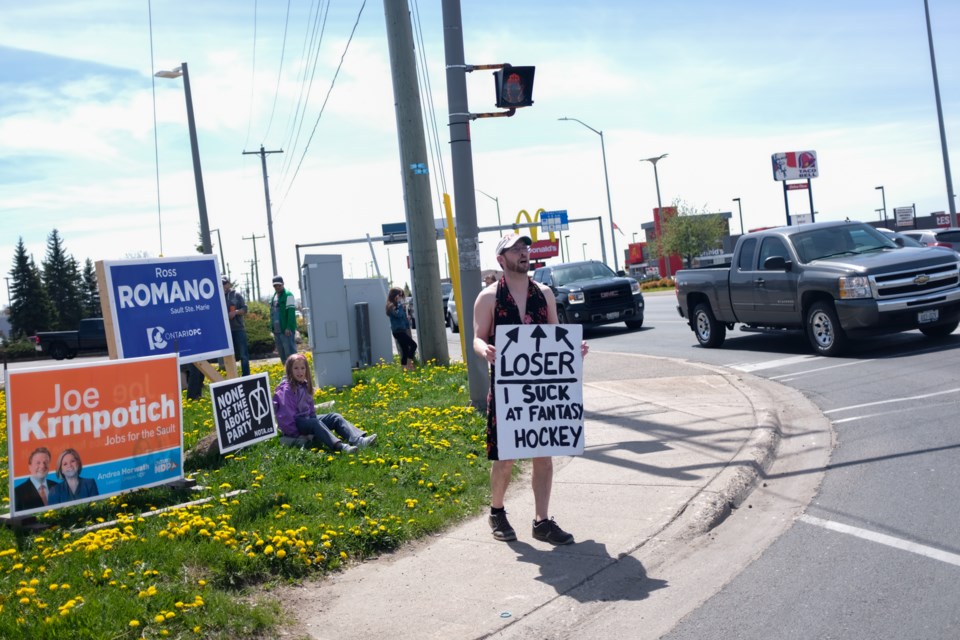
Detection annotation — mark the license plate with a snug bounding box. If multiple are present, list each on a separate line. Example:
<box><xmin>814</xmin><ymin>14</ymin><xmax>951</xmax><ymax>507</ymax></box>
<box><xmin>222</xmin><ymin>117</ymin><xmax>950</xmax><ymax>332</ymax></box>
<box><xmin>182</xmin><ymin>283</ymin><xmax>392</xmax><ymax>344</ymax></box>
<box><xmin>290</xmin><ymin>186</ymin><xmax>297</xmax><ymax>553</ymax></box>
<box><xmin>606</xmin><ymin>311</ymin><xmax>620</xmax><ymax>320</ymax></box>
<box><xmin>918</xmin><ymin>309</ymin><xmax>939</xmax><ymax>324</ymax></box>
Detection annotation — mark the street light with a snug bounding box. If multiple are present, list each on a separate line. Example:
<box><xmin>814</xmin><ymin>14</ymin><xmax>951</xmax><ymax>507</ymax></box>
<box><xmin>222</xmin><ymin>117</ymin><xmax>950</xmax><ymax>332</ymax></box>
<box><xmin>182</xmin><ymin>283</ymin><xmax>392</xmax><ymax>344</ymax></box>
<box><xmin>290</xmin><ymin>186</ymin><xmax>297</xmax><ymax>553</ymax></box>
<box><xmin>155</xmin><ymin>62</ymin><xmax>212</xmax><ymax>255</ymax></box>
<box><xmin>875</xmin><ymin>186</ymin><xmax>887</xmax><ymax>226</ymax></box>
<box><xmin>476</xmin><ymin>189</ymin><xmax>502</xmax><ymax>228</ymax></box>
<box><xmin>641</xmin><ymin>154</ymin><xmax>669</xmax><ymax>277</ymax></box>
<box><xmin>924</xmin><ymin>0</ymin><xmax>957</xmax><ymax>226</ymax></box>
<box><xmin>559</xmin><ymin>117</ymin><xmax>619</xmax><ymax>272</ymax></box>
<box><xmin>564</xmin><ymin>235</ymin><xmax>570</xmax><ymax>262</ymax></box>
<box><xmin>582</xmin><ymin>242</ymin><xmax>587</xmax><ymax>261</ymax></box>
<box><xmin>732</xmin><ymin>197</ymin><xmax>744</xmax><ymax>235</ymax></box>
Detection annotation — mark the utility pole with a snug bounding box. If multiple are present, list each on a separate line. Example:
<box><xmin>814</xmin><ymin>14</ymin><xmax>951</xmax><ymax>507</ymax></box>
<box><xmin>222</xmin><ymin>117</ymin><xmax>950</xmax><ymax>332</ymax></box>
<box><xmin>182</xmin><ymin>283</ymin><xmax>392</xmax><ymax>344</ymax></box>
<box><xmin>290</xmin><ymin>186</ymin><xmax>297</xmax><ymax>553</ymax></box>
<box><xmin>442</xmin><ymin>0</ymin><xmax>486</xmax><ymax>408</ymax></box>
<box><xmin>242</xmin><ymin>233</ymin><xmax>265</xmax><ymax>301</ymax></box>
<box><xmin>242</xmin><ymin>145</ymin><xmax>283</xmax><ymax>276</ymax></box>
<box><xmin>383</xmin><ymin>0</ymin><xmax>448</xmax><ymax>365</ymax></box>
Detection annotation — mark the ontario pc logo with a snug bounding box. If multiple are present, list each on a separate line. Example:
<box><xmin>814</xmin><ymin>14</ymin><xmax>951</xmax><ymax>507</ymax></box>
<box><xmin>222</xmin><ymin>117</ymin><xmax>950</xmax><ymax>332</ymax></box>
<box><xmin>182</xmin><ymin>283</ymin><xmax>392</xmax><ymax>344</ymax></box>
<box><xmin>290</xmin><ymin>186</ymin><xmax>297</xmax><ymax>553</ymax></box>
<box><xmin>147</xmin><ymin>326</ymin><xmax>168</xmax><ymax>350</ymax></box>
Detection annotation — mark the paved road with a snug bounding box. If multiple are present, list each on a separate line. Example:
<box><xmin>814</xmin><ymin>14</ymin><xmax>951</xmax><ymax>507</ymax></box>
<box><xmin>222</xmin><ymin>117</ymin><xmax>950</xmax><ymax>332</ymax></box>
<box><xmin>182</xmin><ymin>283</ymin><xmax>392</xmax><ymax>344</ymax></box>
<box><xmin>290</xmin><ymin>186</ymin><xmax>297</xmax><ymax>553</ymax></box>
<box><xmin>602</xmin><ymin>292</ymin><xmax>960</xmax><ymax>639</ymax></box>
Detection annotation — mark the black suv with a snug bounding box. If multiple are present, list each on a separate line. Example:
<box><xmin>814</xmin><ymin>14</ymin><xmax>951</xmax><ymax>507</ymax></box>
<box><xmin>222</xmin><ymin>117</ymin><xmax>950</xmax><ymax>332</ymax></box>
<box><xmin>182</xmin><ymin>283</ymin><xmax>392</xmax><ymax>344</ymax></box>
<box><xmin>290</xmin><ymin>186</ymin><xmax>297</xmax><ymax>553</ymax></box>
<box><xmin>533</xmin><ymin>260</ymin><xmax>644</xmax><ymax>330</ymax></box>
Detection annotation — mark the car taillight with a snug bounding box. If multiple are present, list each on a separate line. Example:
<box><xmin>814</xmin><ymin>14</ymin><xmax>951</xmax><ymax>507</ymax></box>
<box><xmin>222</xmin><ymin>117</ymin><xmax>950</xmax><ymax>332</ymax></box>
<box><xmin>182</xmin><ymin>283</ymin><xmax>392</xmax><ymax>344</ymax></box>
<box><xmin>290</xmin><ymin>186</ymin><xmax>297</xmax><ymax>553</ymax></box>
<box><xmin>932</xmin><ymin>241</ymin><xmax>953</xmax><ymax>249</ymax></box>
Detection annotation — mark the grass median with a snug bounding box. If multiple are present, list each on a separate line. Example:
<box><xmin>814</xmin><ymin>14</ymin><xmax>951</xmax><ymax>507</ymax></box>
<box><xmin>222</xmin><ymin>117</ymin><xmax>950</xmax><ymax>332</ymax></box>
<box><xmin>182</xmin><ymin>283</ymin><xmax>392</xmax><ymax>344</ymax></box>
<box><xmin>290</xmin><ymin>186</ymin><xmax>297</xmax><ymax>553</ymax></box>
<box><xmin>0</xmin><ymin>357</ymin><xmax>488</xmax><ymax>639</ymax></box>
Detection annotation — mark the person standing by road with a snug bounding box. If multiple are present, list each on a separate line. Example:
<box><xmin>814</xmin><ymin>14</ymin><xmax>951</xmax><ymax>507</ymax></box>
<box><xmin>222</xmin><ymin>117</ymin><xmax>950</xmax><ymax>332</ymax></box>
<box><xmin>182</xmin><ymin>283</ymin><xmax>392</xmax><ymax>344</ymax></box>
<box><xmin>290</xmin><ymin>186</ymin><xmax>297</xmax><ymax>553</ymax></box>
<box><xmin>270</xmin><ymin>275</ymin><xmax>297</xmax><ymax>365</ymax></box>
<box><xmin>472</xmin><ymin>233</ymin><xmax>589</xmax><ymax>545</ymax></box>
<box><xmin>222</xmin><ymin>276</ymin><xmax>250</xmax><ymax>376</ymax></box>
<box><xmin>386</xmin><ymin>287</ymin><xmax>417</xmax><ymax>371</ymax></box>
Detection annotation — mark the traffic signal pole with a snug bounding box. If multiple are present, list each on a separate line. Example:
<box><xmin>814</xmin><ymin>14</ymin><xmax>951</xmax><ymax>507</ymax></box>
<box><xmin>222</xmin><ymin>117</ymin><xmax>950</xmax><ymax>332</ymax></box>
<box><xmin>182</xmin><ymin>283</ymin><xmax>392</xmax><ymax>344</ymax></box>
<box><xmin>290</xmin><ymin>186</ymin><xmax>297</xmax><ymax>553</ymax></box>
<box><xmin>441</xmin><ymin>0</ymin><xmax>488</xmax><ymax>409</ymax></box>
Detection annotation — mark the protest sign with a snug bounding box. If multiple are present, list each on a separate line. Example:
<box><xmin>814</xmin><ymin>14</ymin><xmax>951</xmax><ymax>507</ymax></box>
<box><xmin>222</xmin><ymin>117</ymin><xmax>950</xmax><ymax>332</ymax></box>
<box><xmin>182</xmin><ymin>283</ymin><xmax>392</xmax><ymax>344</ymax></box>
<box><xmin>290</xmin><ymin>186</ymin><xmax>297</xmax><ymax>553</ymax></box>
<box><xmin>99</xmin><ymin>255</ymin><xmax>232</xmax><ymax>363</ymax></box>
<box><xmin>5</xmin><ymin>354</ymin><xmax>183</xmax><ymax>517</ymax></box>
<box><xmin>494</xmin><ymin>324</ymin><xmax>584</xmax><ymax>460</ymax></box>
<box><xmin>210</xmin><ymin>373</ymin><xmax>277</xmax><ymax>454</ymax></box>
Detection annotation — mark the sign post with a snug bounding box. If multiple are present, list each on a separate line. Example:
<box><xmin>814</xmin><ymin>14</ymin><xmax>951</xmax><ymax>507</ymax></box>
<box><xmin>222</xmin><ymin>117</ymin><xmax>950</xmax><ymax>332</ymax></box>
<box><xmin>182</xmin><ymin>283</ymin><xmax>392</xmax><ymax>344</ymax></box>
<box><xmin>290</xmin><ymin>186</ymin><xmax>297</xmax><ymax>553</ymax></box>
<box><xmin>494</xmin><ymin>324</ymin><xmax>584</xmax><ymax>460</ymax></box>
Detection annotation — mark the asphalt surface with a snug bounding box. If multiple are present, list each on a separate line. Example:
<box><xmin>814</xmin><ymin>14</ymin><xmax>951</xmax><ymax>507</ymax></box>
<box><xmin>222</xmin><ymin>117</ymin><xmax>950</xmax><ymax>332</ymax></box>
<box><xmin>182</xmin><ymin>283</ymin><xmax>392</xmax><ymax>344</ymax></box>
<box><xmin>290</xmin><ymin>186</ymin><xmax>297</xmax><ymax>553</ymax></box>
<box><xmin>281</xmin><ymin>350</ymin><xmax>833</xmax><ymax>639</ymax></box>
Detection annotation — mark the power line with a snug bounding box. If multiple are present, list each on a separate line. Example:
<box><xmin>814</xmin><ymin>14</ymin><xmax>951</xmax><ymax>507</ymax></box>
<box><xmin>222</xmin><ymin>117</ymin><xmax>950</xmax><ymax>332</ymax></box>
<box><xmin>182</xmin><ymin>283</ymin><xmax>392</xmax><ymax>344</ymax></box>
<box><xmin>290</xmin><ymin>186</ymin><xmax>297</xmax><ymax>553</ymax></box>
<box><xmin>276</xmin><ymin>0</ymin><xmax>367</xmax><ymax>214</ymax></box>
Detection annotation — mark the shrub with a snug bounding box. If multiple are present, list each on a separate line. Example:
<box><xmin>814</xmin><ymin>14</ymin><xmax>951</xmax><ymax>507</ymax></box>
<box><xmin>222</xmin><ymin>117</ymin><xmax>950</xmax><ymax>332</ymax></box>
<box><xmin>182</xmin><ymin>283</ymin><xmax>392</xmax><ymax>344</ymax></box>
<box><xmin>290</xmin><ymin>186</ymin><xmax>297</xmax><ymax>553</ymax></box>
<box><xmin>0</xmin><ymin>337</ymin><xmax>39</xmax><ymax>361</ymax></box>
<box><xmin>246</xmin><ymin>301</ymin><xmax>276</xmax><ymax>356</ymax></box>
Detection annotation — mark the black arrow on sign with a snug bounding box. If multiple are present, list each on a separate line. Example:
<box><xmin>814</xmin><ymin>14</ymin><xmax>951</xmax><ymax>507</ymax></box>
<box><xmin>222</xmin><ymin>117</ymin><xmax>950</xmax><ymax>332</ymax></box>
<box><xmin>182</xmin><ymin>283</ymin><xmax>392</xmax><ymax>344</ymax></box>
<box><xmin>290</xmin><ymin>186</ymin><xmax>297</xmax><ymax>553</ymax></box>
<box><xmin>530</xmin><ymin>325</ymin><xmax>547</xmax><ymax>351</ymax></box>
<box><xmin>500</xmin><ymin>327</ymin><xmax>520</xmax><ymax>357</ymax></box>
<box><xmin>555</xmin><ymin>326</ymin><xmax>574</xmax><ymax>350</ymax></box>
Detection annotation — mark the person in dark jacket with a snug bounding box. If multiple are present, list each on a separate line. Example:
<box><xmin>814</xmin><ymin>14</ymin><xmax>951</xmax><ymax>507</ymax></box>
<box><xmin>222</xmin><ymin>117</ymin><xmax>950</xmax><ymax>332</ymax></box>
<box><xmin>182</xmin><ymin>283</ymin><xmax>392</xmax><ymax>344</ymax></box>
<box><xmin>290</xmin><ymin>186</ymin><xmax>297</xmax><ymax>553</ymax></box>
<box><xmin>386</xmin><ymin>287</ymin><xmax>417</xmax><ymax>370</ymax></box>
<box><xmin>48</xmin><ymin>448</ymin><xmax>99</xmax><ymax>505</ymax></box>
<box><xmin>13</xmin><ymin>447</ymin><xmax>58</xmax><ymax>512</ymax></box>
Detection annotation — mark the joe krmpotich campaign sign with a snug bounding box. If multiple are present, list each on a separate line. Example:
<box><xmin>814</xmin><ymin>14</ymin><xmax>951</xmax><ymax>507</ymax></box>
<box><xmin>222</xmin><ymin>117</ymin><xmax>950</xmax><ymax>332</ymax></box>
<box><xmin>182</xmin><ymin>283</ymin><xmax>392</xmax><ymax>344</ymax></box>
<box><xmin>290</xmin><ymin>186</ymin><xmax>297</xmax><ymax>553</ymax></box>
<box><xmin>210</xmin><ymin>373</ymin><xmax>277</xmax><ymax>455</ymax></box>
<box><xmin>494</xmin><ymin>324</ymin><xmax>584</xmax><ymax>460</ymax></box>
<box><xmin>99</xmin><ymin>255</ymin><xmax>232</xmax><ymax>363</ymax></box>
<box><xmin>5</xmin><ymin>353</ymin><xmax>183</xmax><ymax>517</ymax></box>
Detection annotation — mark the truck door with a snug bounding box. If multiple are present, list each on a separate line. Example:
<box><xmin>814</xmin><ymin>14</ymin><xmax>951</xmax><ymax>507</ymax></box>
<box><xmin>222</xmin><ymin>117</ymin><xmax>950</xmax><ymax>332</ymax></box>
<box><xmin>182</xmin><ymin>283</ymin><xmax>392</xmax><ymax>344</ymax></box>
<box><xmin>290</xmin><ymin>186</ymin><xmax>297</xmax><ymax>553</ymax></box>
<box><xmin>752</xmin><ymin>237</ymin><xmax>799</xmax><ymax>325</ymax></box>
<box><xmin>729</xmin><ymin>237</ymin><xmax>758</xmax><ymax>320</ymax></box>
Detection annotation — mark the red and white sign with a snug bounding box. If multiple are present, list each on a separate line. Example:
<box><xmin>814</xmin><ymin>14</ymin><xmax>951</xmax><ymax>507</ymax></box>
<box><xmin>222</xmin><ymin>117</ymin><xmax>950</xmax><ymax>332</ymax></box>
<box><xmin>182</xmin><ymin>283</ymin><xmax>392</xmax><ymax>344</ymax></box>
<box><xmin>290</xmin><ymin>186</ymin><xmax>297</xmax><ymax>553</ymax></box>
<box><xmin>786</xmin><ymin>182</ymin><xmax>809</xmax><ymax>191</ymax></box>
<box><xmin>529</xmin><ymin>239</ymin><xmax>559</xmax><ymax>259</ymax></box>
<box><xmin>772</xmin><ymin>150</ymin><xmax>818</xmax><ymax>181</ymax></box>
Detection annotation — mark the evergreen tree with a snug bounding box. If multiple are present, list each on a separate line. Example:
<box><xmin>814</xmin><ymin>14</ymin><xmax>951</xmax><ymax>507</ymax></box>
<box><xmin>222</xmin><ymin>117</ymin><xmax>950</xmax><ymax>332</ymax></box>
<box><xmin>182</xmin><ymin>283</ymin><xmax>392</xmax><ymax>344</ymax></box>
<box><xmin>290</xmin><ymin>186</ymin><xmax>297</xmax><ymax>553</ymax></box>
<box><xmin>42</xmin><ymin>229</ymin><xmax>84</xmax><ymax>330</ymax></box>
<box><xmin>81</xmin><ymin>258</ymin><xmax>102</xmax><ymax>318</ymax></box>
<box><xmin>8</xmin><ymin>238</ymin><xmax>54</xmax><ymax>336</ymax></box>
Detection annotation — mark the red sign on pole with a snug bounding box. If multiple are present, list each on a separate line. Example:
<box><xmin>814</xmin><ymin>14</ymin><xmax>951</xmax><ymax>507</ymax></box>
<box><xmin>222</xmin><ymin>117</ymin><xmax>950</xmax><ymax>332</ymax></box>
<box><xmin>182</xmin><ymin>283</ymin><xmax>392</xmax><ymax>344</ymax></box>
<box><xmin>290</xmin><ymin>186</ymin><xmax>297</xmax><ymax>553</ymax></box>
<box><xmin>529</xmin><ymin>239</ymin><xmax>559</xmax><ymax>259</ymax></box>
<box><xmin>785</xmin><ymin>182</ymin><xmax>809</xmax><ymax>191</ymax></box>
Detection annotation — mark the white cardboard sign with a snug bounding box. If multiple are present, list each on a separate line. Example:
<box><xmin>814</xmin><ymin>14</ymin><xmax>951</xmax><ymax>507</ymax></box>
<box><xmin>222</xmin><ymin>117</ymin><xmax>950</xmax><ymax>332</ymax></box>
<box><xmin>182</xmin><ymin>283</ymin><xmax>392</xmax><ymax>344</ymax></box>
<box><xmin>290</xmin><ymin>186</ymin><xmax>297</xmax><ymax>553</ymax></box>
<box><xmin>494</xmin><ymin>324</ymin><xmax>584</xmax><ymax>460</ymax></box>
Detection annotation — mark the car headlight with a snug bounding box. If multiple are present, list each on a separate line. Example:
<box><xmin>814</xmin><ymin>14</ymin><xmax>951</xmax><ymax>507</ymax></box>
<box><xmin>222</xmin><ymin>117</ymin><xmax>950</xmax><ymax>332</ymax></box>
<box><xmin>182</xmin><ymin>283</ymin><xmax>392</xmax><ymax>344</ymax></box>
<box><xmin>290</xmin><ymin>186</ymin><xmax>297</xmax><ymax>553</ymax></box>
<box><xmin>567</xmin><ymin>291</ymin><xmax>585</xmax><ymax>304</ymax></box>
<box><xmin>839</xmin><ymin>276</ymin><xmax>872</xmax><ymax>299</ymax></box>
<box><xmin>630</xmin><ymin>281</ymin><xmax>641</xmax><ymax>294</ymax></box>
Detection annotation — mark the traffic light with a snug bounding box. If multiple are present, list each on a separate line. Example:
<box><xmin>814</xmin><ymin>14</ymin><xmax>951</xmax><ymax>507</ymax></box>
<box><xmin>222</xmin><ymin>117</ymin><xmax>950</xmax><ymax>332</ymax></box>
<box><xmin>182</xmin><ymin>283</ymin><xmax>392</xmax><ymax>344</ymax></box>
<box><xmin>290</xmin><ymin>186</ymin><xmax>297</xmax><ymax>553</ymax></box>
<box><xmin>493</xmin><ymin>65</ymin><xmax>535</xmax><ymax>109</ymax></box>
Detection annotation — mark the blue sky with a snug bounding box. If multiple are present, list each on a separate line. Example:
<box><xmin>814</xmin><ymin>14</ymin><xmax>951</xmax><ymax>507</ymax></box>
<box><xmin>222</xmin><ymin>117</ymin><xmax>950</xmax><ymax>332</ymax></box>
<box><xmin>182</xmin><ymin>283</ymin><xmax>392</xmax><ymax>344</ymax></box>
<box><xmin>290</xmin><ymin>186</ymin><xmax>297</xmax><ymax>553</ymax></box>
<box><xmin>1</xmin><ymin>0</ymin><xmax>957</xmax><ymax>304</ymax></box>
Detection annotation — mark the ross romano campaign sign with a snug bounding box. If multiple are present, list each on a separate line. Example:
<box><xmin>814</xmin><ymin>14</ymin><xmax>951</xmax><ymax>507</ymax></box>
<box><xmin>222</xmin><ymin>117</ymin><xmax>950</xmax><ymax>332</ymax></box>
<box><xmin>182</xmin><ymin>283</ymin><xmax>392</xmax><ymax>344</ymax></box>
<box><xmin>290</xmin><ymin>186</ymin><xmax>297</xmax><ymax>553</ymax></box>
<box><xmin>494</xmin><ymin>324</ymin><xmax>584</xmax><ymax>460</ymax></box>
<box><xmin>5</xmin><ymin>354</ymin><xmax>183</xmax><ymax>517</ymax></box>
<box><xmin>210</xmin><ymin>374</ymin><xmax>277</xmax><ymax>454</ymax></box>
<box><xmin>99</xmin><ymin>255</ymin><xmax>232</xmax><ymax>364</ymax></box>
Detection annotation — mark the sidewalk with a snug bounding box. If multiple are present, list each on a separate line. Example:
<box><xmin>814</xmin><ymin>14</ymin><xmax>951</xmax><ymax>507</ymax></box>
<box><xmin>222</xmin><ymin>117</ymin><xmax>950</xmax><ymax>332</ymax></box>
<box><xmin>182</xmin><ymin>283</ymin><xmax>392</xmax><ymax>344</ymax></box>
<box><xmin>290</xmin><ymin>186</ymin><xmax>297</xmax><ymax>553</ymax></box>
<box><xmin>281</xmin><ymin>352</ymin><xmax>830</xmax><ymax>639</ymax></box>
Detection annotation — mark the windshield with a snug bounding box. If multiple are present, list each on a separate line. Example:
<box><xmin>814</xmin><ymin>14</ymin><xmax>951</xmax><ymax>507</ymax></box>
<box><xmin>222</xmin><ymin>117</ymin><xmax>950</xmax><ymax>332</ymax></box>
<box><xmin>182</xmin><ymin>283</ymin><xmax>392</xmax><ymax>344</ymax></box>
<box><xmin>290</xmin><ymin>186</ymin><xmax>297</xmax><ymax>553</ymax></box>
<box><xmin>792</xmin><ymin>224</ymin><xmax>896</xmax><ymax>263</ymax></box>
<box><xmin>553</xmin><ymin>262</ymin><xmax>616</xmax><ymax>286</ymax></box>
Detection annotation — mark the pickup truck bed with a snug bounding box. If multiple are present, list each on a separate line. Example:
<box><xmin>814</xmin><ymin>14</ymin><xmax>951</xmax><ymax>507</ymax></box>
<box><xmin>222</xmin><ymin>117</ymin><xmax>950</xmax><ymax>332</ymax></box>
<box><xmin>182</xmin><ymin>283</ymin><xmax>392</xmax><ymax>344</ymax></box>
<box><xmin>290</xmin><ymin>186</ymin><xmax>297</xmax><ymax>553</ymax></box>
<box><xmin>34</xmin><ymin>318</ymin><xmax>108</xmax><ymax>360</ymax></box>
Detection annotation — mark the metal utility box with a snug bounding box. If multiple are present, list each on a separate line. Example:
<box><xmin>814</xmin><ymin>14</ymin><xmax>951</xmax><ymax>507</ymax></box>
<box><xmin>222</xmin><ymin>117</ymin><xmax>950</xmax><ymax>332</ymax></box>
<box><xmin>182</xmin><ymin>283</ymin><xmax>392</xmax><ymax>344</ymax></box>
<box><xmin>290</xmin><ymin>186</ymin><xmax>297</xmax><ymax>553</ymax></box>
<box><xmin>344</xmin><ymin>278</ymin><xmax>393</xmax><ymax>368</ymax></box>
<box><xmin>301</xmin><ymin>255</ymin><xmax>394</xmax><ymax>388</ymax></box>
<box><xmin>301</xmin><ymin>255</ymin><xmax>352</xmax><ymax>388</ymax></box>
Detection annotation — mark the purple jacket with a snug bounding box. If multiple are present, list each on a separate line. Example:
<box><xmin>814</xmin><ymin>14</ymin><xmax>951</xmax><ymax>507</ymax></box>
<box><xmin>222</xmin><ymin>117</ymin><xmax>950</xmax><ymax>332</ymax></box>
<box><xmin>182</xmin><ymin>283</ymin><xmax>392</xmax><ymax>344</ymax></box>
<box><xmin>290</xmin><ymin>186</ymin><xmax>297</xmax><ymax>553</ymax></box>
<box><xmin>272</xmin><ymin>378</ymin><xmax>314</xmax><ymax>437</ymax></box>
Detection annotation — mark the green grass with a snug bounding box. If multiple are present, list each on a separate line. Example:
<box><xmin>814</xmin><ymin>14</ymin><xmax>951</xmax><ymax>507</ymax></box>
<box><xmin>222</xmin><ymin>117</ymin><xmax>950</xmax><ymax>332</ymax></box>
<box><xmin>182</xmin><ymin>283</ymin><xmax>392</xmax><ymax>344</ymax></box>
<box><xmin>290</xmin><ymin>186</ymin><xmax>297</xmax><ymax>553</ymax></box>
<box><xmin>0</xmin><ymin>358</ymin><xmax>489</xmax><ymax>639</ymax></box>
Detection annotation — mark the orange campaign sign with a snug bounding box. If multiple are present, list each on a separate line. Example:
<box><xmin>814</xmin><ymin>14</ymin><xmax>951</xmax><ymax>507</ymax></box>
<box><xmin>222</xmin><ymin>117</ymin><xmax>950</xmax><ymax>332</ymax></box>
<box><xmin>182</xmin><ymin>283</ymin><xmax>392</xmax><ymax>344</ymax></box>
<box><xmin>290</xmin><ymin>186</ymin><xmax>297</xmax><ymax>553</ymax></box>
<box><xmin>5</xmin><ymin>354</ymin><xmax>183</xmax><ymax>517</ymax></box>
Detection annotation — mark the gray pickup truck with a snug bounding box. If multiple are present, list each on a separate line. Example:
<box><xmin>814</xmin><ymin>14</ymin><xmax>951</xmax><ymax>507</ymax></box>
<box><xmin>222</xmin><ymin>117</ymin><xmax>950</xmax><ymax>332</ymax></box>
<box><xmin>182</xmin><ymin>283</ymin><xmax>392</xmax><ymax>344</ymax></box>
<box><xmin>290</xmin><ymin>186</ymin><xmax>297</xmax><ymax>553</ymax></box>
<box><xmin>675</xmin><ymin>220</ymin><xmax>960</xmax><ymax>355</ymax></box>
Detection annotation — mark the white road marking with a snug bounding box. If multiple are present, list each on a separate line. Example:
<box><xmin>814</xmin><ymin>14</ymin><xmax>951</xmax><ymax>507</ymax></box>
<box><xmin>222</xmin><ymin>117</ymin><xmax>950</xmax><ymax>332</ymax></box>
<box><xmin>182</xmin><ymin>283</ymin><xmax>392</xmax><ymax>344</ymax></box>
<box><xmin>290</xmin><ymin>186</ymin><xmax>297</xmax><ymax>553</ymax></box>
<box><xmin>730</xmin><ymin>354</ymin><xmax>818</xmax><ymax>372</ymax></box>
<box><xmin>823</xmin><ymin>387</ymin><xmax>960</xmax><ymax>414</ymax></box>
<box><xmin>799</xmin><ymin>514</ymin><xmax>960</xmax><ymax>568</ymax></box>
<box><xmin>771</xmin><ymin>359</ymin><xmax>870</xmax><ymax>381</ymax></box>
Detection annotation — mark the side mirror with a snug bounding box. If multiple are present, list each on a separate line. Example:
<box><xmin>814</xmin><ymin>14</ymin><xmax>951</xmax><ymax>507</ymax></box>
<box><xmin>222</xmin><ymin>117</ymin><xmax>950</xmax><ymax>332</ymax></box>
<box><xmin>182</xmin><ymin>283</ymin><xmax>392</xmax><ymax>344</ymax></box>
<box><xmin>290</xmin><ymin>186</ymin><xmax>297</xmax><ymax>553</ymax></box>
<box><xmin>616</xmin><ymin>270</ymin><xmax>626</xmax><ymax>277</ymax></box>
<box><xmin>893</xmin><ymin>237</ymin><xmax>905</xmax><ymax>247</ymax></box>
<box><xmin>763</xmin><ymin>256</ymin><xmax>792</xmax><ymax>271</ymax></box>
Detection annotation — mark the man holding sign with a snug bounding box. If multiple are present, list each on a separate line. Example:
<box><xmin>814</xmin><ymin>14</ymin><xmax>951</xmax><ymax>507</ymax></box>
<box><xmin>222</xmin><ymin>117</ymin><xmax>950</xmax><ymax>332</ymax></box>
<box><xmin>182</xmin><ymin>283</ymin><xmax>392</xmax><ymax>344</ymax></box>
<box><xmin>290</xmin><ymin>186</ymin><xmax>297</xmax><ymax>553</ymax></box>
<box><xmin>473</xmin><ymin>233</ymin><xmax>589</xmax><ymax>546</ymax></box>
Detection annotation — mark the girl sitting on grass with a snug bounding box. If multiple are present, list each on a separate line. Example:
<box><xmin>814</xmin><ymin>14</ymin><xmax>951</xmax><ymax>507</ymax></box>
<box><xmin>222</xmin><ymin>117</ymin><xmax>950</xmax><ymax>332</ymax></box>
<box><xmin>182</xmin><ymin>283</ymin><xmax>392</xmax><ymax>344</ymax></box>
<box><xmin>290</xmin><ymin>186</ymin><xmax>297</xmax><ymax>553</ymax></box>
<box><xmin>273</xmin><ymin>354</ymin><xmax>377</xmax><ymax>454</ymax></box>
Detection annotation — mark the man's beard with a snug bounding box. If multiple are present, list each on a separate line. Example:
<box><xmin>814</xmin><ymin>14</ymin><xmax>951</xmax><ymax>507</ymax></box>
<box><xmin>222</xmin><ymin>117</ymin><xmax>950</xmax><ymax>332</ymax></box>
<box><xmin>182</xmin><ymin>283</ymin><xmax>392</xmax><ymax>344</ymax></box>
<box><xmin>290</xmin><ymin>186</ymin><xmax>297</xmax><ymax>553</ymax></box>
<box><xmin>502</xmin><ymin>254</ymin><xmax>528</xmax><ymax>274</ymax></box>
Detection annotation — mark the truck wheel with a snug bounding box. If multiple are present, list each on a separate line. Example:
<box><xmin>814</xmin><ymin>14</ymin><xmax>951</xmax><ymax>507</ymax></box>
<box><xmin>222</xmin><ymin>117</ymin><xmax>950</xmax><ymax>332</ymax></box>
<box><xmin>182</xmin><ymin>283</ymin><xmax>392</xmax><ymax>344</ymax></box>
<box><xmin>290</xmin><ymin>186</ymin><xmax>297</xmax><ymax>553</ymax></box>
<box><xmin>693</xmin><ymin>303</ymin><xmax>725</xmax><ymax>347</ymax></box>
<box><xmin>65</xmin><ymin>349</ymin><xmax>78</xmax><ymax>360</ymax></box>
<box><xmin>919</xmin><ymin>320</ymin><xmax>959</xmax><ymax>338</ymax></box>
<box><xmin>557</xmin><ymin>306</ymin><xmax>569</xmax><ymax>324</ymax></box>
<box><xmin>49</xmin><ymin>342</ymin><xmax>68</xmax><ymax>360</ymax></box>
<box><xmin>625</xmin><ymin>316</ymin><xmax>644</xmax><ymax>330</ymax></box>
<box><xmin>806</xmin><ymin>301</ymin><xmax>847</xmax><ymax>356</ymax></box>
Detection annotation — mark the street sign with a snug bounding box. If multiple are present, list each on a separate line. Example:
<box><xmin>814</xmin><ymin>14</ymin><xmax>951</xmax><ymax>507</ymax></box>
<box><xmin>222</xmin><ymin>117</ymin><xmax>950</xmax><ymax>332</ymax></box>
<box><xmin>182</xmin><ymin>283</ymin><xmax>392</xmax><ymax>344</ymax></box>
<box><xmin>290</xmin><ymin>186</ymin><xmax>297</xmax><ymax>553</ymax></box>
<box><xmin>894</xmin><ymin>206</ymin><xmax>914</xmax><ymax>228</ymax></box>
<box><xmin>381</xmin><ymin>220</ymin><xmax>446</xmax><ymax>244</ymax></box>
<box><xmin>539</xmin><ymin>210</ymin><xmax>569</xmax><ymax>233</ymax></box>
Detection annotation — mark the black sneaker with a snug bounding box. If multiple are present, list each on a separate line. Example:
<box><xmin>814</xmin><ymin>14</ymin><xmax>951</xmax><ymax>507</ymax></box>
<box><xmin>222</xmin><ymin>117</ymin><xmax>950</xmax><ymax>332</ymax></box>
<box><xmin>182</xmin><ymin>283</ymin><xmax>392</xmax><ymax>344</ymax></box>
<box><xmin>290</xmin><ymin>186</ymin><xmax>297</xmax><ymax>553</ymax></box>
<box><xmin>488</xmin><ymin>510</ymin><xmax>517</xmax><ymax>542</ymax></box>
<box><xmin>532</xmin><ymin>518</ymin><xmax>574</xmax><ymax>545</ymax></box>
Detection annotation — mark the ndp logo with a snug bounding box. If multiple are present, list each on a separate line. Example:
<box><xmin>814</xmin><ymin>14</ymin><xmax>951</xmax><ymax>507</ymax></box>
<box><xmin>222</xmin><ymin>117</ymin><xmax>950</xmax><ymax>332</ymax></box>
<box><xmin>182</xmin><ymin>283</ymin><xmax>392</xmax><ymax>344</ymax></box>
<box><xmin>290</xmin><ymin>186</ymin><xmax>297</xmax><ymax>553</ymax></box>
<box><xmin>147</xmin><ymin>326</ymin><xmax>167</xmax><ymax>351</ymax></box>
